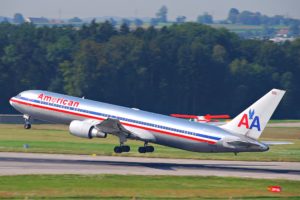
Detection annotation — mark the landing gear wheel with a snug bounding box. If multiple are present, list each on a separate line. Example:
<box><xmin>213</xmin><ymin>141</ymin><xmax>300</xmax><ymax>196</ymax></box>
<box><xmin>121</xmin><ymin>145</ymin><xmax>130</xmax><ymax>152</ymax></box>
<box><xmin>138</xmin><ymin>147</ymin><xmax>146</xmax><ymax>153</ymax></box>
<box><xmin>114</xmin><ymin>146</ymin><xmax>123</xmax><ymax>153</ymax></box>
<box><xmin>24</xmin><ymin>124</ymin><xmax>31</xmax><ymax>129</ymax></box>
<box><xmin>23</xmin><ymin>114</ymin><xmax>31</xmax><ymax>129</ymax></box>
<box><xmin>146</xmin><ymin>146</ymin><xmax>154</xmax><ymax>153</ymax></box>
<box><xmin>138</xmin><ymin>145</ymin><xmax>154</xmax><ymax>153</ymax></box>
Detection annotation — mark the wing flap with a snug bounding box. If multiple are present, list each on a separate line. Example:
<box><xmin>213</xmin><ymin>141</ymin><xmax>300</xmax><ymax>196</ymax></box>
<box><xmin>96</xmin><ymin>118</ymin><xmax>130</xmax><ymax>135</ymax></box>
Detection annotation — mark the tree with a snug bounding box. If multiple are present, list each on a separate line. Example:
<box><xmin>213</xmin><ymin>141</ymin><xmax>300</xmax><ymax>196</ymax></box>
<box><xmin>289</xmin><ymin>23</ymin><xmax>300</xmax><ymax>36</ymax></box>
<box><xmin>134</xmin><ymin>18</ymin><xmax>143</xmax><ymax>27</ymax></box>
<box><xmin>13</xmin><ymin>13</ymin><xmax>25</xmax><ymax>24</ymax></box>
<box><xmin>133</xmin><ymin>27</ymin><xmax>145</xmax><ymax>38</ymax></box>
<box><xmin>46</xmin><ymin>35</ymin><xmax>74</xmax><ymax>63</ymax></box>
<box><xmin>237</xmin><ymin>11</ymin><xmax>261</xmax><ymax>25</ymax></box>
<box><xmin>108</xmin><ymin>18</ymin><xmax>117</xmax><ymax>27</ymax></box>
<box><xmin>197</xmin><ymin>13</ymin><xmax>213</xmax><ymax>24</ymax></box>
<box><xmin>97</xmin><ymin>21</ymin><xmax>117</xmax><ymax>42</ymax></box>
<box><xmin>212</xmin><ymin>44</ymin><xmax>227</xmax><ymax>63</ymax></box>
<box><xmin>121</xmin><ymin>18</ymin><xmax>131</xmax><ymax>26</ymax></box>
<box><xmin>156</xmin><ymin>5</ymin><xmax>168</xmax><ymax>23</ymax></box>
<box><xmin>1</xmin><ymin>22</ymin><xmax>300</xmax><ymax>118</ymax></box>
<box><xmin>78</xmin><ymin>20</ymin><xmax>117</xmax><ymax>42</ymax></box>
<box><xmin>68</xmin><ymin>17</ymin><xmax>82</xmax><ymax>23</ymax></box>
<box><xmin>262</xmin><ymin>25</ymin><xmax>275</xmax><ymax>37</ymax></box>
<box><xmin>60</xmin><ymin>40</ymin><xmax>102</xmax><ymax>97</ymax></box>
<box><xmin>120</xmin><ymin>23</ymin><xmax>130</xmax><ymax>34</ymax></box>
<box><xmin>227</xmin><ymin>8</ymin><xmax>239</xmax><ymax>23</ymax></box>
<box><xmin>150</xmin><ymin>18</ymin><xmax>159</xmax><ymax>26</ymax></box>
<box><xmin>176</xmin><ymin>16</ymin><xmax>186</xmax><ymax>24</ymax></box>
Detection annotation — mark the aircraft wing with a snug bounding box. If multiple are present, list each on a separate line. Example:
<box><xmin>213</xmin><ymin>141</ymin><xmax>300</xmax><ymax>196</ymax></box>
<box><xmin>95</xmin><ymin>118</ymin><xmax>131</xmax><ymax>136</ymax></box>
<box><xmin>95</xmin><ymin>118</ymin><xmax>155</xmax><ymax>142</ymax></box>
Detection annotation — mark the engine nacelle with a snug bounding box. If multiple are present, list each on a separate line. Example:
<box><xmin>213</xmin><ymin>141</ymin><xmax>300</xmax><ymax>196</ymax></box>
<box><xmin>69</xmin><ymin>120</ymin><xmax>107</xmax><ymax>139</ymax></box>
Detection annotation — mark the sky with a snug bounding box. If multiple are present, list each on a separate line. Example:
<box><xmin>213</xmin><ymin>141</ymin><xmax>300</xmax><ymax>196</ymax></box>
<box><xmin>1</xmin><ymin>0</ymin><xmax>300</xmax><ymax>21</ymax></box>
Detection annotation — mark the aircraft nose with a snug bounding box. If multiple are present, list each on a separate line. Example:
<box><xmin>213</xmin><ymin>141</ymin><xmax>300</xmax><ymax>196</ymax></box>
<box><xmin>9</xmin><ymin>97</ymin><xmax>14</xmax><ymax>106</ymax></box>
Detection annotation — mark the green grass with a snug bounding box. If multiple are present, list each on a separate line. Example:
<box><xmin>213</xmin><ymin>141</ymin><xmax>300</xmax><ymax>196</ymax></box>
<box><xmin>0</xmin><ymin>124</ymin><xmax>300</xmax><ymax>199</ymax></box>
<box><xmin>0</xmin><ymin>175</ymin><xmax>299</xmax><ymax>199</ymax></box>
<box><xmin>0</xmin><ymin>124</ymin><xmax>300</xmax><ymax>161</ymax></box>
<box><xmin>269</xmin><ymin>119</ymin><xmax>300</xmax><ymax>123</ymax></box>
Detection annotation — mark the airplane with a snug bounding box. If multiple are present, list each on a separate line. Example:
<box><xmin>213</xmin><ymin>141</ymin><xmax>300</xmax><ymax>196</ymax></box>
<box><xmin>9</xmin><ymin>89</ymin><xmax>285</xmax><ymax>154</ymax></box>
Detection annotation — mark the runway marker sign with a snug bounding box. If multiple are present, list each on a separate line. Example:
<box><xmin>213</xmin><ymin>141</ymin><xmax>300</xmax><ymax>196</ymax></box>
<box><xmin>268</xmin><ymin>185</ymin><xmax>282</xmax><ymax>192</ymax></box>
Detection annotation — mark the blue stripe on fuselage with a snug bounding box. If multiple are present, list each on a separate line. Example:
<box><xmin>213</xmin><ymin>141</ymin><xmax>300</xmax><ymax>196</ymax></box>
<box><xmin>17</xmin><ymin>96</ymin><xmax>221</xmax><ymax>141</ymax></box>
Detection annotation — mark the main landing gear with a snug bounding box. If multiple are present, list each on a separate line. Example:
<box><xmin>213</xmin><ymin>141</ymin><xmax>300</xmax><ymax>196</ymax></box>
<box><xmin>23</xmin><ymin>114</ymin><xmax>31</xmax><ymax>129</ymax></box>
<box><xmin>114</xmin><ymin>134</ymin><xmax>131</xmax><ymax>153</ymax></box>
<box><xmin>114</xmin><ymin>145</ymin><xmax>130</xmax><ymax>153</ymax></box>
<box><xmin>138</xmin><ymin>146</ymin><xmax>154</xmax><ymax>153</ymax></box>
<box><xmin>113</xmin><ymin>140</ymin><xmax>154</xmax><ymax>154</ymax></box>
<box><xmin>138</xmin><ymin>142</ymin><xmax>154</xmax><ymax>153</ymax></box>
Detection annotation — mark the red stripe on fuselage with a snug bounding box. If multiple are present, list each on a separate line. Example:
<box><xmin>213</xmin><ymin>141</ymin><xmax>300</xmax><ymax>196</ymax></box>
<box><xmin>10</xmin><ymin>98</ymin><xmax>216</xmax><ymax>144</ymax></box>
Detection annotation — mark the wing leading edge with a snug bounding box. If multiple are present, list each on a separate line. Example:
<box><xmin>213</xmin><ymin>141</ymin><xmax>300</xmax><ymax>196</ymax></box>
<box><xmin>95</xmin><ymin>118</ymin><xmax>156</xmax><ymax>143</ymax></box>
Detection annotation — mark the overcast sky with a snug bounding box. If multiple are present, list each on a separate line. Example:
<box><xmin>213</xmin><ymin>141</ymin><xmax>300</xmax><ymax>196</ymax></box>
<box><xmin>1</xmin><ymin>0</ymin><xmax>300</xmax><ymax>21</ymax></box>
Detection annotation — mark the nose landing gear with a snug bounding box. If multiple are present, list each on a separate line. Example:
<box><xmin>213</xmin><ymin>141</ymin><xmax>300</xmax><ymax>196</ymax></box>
<box><xmin>23</xmin><ymin>115</ymin><xmax>31</xmax><ymax>129</ymax></box>
<box><xmin>24</xmin><ymin>123</ymin><xmax>31</xmax><ymax>129</ymax></box>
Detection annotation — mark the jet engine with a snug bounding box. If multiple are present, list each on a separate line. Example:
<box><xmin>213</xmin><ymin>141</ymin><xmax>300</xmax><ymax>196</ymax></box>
<box><xmin>69</xmin><ymin>120</ymin><xmax>107</xmax><ymax>139</ymax></box>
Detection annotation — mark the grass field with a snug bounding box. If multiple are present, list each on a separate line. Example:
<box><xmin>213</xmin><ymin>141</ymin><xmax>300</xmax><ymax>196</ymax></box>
<box><xmin>0</xmin><ymin>174</ymin><xmax>299</xmax><ymax>199</ymax></box>
<box><xmin>0</xmin><ymin>124</ymin><xmax>299</xmax><ymax>200</ymax></box>
<box><xmin>0</xmin><ymin>124</ymin><xmax>299</xmax><ymax>161</ymax></box>
<box><xmin>269</xmin><ymin>120</ymin><xmax>300</xmax><ymax>123</ymax></box>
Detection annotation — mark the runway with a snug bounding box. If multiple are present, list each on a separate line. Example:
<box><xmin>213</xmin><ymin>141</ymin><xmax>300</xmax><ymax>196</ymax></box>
<box><xmin>0</xmin><ymin>152</ymin><xmax>300</xmax><ymax>180</ymax></box>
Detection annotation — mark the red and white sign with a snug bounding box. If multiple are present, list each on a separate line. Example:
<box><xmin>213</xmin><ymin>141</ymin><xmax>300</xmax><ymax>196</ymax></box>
<box><xmin>170</xmin><ymin>114</ymin><xmax>230</xmax><ymax>123</ymax></box>
<box><xmin>268</xmin><ymin>186</ymin><xmax>282</xmax><ymax>192</ymax></box>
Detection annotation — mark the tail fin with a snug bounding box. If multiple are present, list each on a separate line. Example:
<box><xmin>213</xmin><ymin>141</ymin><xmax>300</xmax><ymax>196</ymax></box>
<box><xmin>221</xmin><ymin>89</ymin><xmax>285</xmax><ymax>139</ymax></box>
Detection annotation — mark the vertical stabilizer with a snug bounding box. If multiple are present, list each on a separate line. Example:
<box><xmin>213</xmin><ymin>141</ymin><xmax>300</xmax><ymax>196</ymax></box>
<box><xmin>221</xmin><ymin>89</ymin><xmax>285</xmax><ymax>139</ymax></box>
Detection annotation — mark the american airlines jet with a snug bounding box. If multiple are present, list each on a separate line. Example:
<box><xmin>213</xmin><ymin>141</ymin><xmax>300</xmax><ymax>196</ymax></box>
<box><xmin>9</xmin><ymin>89</ymin><xmax>285</xmax><ymax>154</ymax></box>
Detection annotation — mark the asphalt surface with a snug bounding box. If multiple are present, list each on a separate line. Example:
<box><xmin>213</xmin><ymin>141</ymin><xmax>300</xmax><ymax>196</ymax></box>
<box><xmin>0</xmin><ymin>152</ymin><xmax>300</xmax><ymax>180</ymax></box>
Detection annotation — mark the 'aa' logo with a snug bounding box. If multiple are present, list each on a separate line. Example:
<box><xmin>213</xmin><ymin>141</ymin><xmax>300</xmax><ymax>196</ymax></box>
<box><xmin>237</xmin><ymin>109</ymin><xmax>261</xmax><ymax>131</ymax></box>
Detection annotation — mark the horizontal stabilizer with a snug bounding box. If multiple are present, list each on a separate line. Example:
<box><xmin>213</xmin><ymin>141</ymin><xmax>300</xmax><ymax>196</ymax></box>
<box><xmin>261</xmin><ymin>141</ymin><xmax>293</xmax><ymax>145</ymax></box>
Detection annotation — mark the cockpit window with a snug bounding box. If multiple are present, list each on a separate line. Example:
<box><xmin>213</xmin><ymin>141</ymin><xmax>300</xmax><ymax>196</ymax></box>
<box><xmin>18</xmin><ymin>92</ymin><xmax>25</xmax><ymax>97</ymax></box>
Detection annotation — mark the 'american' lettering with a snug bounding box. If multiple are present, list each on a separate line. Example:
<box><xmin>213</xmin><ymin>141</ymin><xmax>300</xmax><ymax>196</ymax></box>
<box><xmin>37</xmin><ymin>93</ymin><xmax>79</xmax><ymax>107</ymax></box>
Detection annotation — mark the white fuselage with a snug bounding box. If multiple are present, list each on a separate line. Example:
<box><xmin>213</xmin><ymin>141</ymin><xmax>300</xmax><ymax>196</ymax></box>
<box><xmin>9</xmin><ymin>90</ymin><xmax>269</xmax><ymax>153</ymax></box>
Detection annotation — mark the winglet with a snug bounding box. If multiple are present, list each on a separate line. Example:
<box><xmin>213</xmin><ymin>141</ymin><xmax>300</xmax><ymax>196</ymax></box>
<box><xmin>221</xmin><ymin>89</ymin><xmax>286</xmax><ymax>139</ymax></box>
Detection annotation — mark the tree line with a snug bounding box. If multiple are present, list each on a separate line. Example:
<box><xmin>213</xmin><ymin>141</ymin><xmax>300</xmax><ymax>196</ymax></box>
<box><xmin>227</xmin><ymin>8</ymin><xmax>300</xmax><ymax>26</ymax></box>
<box><xmin>0</xmin><ymin>22</ymin><xmax>299</xmax><ymax>118</ymax></box>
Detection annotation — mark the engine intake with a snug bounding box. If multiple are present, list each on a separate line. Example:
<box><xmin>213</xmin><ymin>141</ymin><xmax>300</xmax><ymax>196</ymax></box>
<box><xmin>69</xmin><ymin>120</ymin><xmax>107</xmax><ymax>139</ymax></box>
